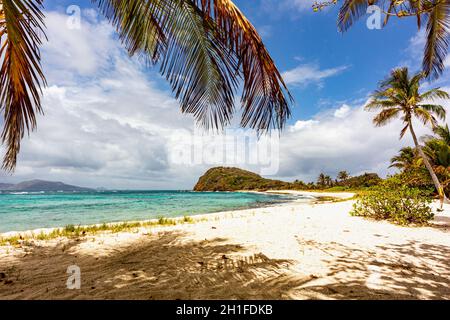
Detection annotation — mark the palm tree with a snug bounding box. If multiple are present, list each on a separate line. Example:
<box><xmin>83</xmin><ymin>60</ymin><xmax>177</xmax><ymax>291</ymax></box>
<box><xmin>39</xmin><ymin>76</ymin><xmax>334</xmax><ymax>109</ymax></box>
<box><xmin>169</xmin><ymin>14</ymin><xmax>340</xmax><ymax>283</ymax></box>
<box><xmin>337</xmin><ymin>170</ymin><xmax>350</xmax><ymax>181</ymax></box>
<box><xmin>389</xmin><ymin>147</ymin><xmax>418</xmax><ymax>171</ymax></box>
<box><xmin>423</xmin><ymin>124</ymin><xmax>450</xmax><ymax>189</ymax></box>
<box><xmin>324</xmin><ymin>175</ymin><xmax>334</xmax><ymax>187</ymax></box>
<box><xmin>317</xmin><ymin>173</ymin><xmax>327</xmax><ymax>187</ymax></box>
<box><xmin>314</xmin><ymin>0</ymin><xmax>450</xmax><ymax>79</ymax></box>
<box><xmin>0</xmin><ymin>0</ymin><xmax>293</xmax><ymax>171</ymax></box>
<box><xmin>366</xmin><ymin>67</ymin><xmax>449</xmax><ymax>206</ymax></box>
<box><xmin>431</xmin><ymin>124</ymin><xmax>450</xmax><ymax>144</ymax></box>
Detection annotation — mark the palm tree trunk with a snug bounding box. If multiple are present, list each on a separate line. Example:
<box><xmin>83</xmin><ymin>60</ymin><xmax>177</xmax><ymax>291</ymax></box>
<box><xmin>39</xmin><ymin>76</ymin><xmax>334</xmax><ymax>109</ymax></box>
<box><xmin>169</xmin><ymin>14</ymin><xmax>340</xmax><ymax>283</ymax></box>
<box><xmin>409</xmin><ymin>121</ymin><xmax>450</xmax><ymax>207</ymax></box>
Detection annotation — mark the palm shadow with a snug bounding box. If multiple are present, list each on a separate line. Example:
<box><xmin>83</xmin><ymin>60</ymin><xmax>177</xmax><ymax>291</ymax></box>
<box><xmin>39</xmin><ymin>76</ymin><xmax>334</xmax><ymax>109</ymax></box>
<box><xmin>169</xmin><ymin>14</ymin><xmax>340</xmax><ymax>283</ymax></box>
<box><xmin>1</xmin><ymin>232</ymin><xmax>449</xmax><ymax>300</ymax></box>
<box><xmin>297</xmin><ymin>239</ymin><xmax>450</xmax><ymax>300</ymax></box>
<box><xmin>0</xmin><ymin>231</ymin><xmax>310</xmax><ymax>300</ymax></box>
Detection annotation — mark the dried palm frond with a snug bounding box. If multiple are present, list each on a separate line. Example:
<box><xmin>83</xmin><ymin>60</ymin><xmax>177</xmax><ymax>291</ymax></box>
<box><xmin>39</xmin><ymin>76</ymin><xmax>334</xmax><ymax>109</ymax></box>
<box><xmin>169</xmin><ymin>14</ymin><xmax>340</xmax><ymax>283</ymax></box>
<box><xmin>0</xmin><ymin>0</ymin><xmax>47</xmax><ymax>171</ymax></box>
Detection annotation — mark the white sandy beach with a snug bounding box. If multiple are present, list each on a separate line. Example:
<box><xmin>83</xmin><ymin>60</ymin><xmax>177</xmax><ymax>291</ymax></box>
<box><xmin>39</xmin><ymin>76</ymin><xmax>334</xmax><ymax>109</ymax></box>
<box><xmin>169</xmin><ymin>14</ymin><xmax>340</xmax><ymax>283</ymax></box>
<box><xmin>0</xmin><ymin>190</ymin><xmax>449</xmax><ymax>300</ymax></box>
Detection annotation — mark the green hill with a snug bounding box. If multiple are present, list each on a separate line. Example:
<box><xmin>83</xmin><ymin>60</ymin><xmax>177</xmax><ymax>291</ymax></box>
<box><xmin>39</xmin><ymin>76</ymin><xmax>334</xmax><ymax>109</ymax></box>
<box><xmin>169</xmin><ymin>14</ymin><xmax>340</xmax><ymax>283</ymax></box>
<box><xmin>193</xmin><ymin>167</ymin><xmax>291</xmax><ymax>191</ymax></box>
<box><xmin>193</xmin><ymin>167</ymin><xmax>382</xmax><ymax>192</ymax></box>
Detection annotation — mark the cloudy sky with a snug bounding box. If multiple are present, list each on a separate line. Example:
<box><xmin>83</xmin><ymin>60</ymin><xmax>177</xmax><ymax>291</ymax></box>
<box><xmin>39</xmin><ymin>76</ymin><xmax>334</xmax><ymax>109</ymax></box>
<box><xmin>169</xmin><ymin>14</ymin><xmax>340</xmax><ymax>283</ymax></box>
<box><xmin>1</xmin><ymin>0</ymin><xmax>449</xmax><ymax>189</ymax></box>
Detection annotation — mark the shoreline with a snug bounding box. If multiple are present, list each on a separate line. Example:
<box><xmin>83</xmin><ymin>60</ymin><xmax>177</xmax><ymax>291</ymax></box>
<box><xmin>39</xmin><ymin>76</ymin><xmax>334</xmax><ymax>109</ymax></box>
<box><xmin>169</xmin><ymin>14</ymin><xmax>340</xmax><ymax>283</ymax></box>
<box><xmin>0</xmin><ymin>189</ymin><xmax>334</xmax><ymax>238</ymax></box>
<box><xmin>1</xmin><ymin>190</ymin><xmax>449</xmax><ymax>299</ymax></box>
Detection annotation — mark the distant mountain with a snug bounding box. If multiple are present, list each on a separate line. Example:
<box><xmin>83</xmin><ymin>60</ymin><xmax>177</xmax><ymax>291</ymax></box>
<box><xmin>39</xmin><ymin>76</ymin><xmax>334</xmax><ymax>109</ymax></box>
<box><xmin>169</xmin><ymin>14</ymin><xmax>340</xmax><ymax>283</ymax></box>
<box><xmin>0</xmin><ymin>183</ymin><xmax>14</xmax><ymax>190</ymax></box>
<box><xmin>0</xmin><ymin>180</ymin><xmax>93</xmax><ymax>192</ymax></box>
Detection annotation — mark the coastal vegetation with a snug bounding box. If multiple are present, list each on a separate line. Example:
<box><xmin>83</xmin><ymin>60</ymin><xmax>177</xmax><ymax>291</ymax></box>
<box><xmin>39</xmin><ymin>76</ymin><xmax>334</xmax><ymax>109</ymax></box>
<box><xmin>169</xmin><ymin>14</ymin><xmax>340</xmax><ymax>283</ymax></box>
<box><xmin>366</xmin><ymin>67</ymin><xmax>449</xmax><ymax>206</ymax></box>
<box><xmin>351</xmin><ymin>177</ymin><xmax>434</xmax><ymax>225</ymax></box>
<box><xmin>388</xmin><ymin>125</ymin><xmax>450</xmax><ymax>195</ymax></box>
<box><xmin>0</xmin><ymin>215</ymin><xmax>201</xmax><ymax>247</ymax></box>
<box><xmin>193</xmin><ymin>166</ymin><xmax>381</xmax><ymax>192</ymax></box>
<box><xmin>349</xmin><ymin>67</ymin><xmax>449</xmax><ymax>224</ymax></box>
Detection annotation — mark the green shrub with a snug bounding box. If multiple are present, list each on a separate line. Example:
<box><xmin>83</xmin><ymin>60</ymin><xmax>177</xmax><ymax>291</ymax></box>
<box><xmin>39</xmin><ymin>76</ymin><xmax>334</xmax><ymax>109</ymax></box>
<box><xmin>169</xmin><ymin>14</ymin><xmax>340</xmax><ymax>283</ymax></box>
<box><xmin>350</xmin><ymin>181</ymin><xmax>434</xmax><ymax>225</ymax></box>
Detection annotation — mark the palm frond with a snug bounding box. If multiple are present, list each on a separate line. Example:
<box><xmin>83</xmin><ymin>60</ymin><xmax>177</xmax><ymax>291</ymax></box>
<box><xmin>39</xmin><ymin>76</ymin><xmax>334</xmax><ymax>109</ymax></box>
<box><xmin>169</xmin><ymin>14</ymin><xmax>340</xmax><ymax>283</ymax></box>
<box><xmin>95</xmin><ymin>0</ymin><xmax>239</xmax><ymax>130</ymax></box>
<box><xmin>338</xmin><ymin>0</ymin><xmax>377</xmax><ymax>32</ymax></box>
<box><xmin>197</xmin><ymin>0</ymin><xmax>293</xmax><ymax>131</ymax></box>
<box><xmin>372</xmin><ymin>107</ymin><xmax>401</xmax><ymax>126</ymax></box>
<box><xmin>432</xmin><ymin>124</ymin><xmax>450</xmax><ymax>144</ymax></box>
<box><xmin>383</xmin><ymin>0</ymin><xmax>396</xmax><ymax>27</ymax></box>
<box><xmin>364</xmin><ymin>98</ymin><xmax>399</xmax><ymax>111</ymax></box>
<box><xmin>94</xmin><ymin>0</ymin><xmax>167</xmax><ymax>64</ymax></box>
<box><xmin>389</xmin><ymin>146</ymin><xmax>416</xmax><ymax>169</ymax></box>
<box><xmin>158</xmin><ymin>0</ymin><xmax>239</xmax><ymax>129</ymax></box>
<box><xmin>400</xmin><ymin>123</ymin><xmax>410</xmax><ymax>139</ymax></box>
<box><xmin>420</xmin><ymin>87</ymin><xmax>450</xmax><ymax>101</ymax></box>
<box><xmin>417</xmin><ymin>103</ymin><xmax>446</xmax><ymax>120</ymax></box>
<box><xmin>423</xmin><ymin>0</ymin><xmax>450</xmax><ymax>79</ymax></box>
<box><xmin>414</xmin><ymin>106</ymin><xmax>438</xmax><ymax>127</ymax></box>
<box><xmin>95</xmin><ymin>0</ymin><xmax>292</xmax><ymax>132</ymax></box>
<box><xmin>0</xmin><ymin>0</ymin><xmax>47</xmax><ymax>171</ymax></box>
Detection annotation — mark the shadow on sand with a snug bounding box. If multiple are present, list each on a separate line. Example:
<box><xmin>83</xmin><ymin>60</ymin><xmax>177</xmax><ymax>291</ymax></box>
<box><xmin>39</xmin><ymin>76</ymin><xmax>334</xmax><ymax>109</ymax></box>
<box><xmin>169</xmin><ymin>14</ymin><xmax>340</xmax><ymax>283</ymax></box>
<box><xmin>296</xmin><ymin>239</ymin><xmax>450</xmax><ymax>299</ymax></box>
<box><xmin>0</xmin><ymin>231</ymin><xmax>309</xmax><ymax>299</ymax></box>
<box><xmin>0</xmin><ymin>231</ymin><xmax>449</xmax><ymax>299</ymax></box>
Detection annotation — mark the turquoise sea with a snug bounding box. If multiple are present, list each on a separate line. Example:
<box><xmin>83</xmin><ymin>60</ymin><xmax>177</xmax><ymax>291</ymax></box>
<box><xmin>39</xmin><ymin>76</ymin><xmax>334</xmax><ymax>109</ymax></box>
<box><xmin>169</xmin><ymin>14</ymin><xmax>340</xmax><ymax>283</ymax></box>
<box><xmin>0</xmin><ymin>190</ymin><xmax>299</xmax><ymax>233</ymax></box>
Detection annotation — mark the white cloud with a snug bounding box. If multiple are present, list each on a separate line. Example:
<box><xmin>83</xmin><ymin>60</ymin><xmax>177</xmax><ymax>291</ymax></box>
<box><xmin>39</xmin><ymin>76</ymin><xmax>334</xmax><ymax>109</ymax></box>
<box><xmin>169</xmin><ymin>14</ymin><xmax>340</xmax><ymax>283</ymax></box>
<box><xmin>282</xmin><ymin>63</ymin><xmax>348</xmax><ymax>88</ymax></box>
<box><xmin>0</xmin><ymin>11</ymin><xmax>204</xmax><ymax>189</ymax></box>
<box><xmin>274</xmin><ymin>102</ymin><xmax>441</xmax><ymax>182</ymax></box>
<box><xmin>334</xmin><ymin>104</ymin><xmax>351</xmax><ymax>118</ymax></box>
<box><xmin>1</xmin><ymin>10</ymin><xmax>447</xmax><ymax>189</ymax></box>
<box><xmin>42</xmin><ymin>12</ymin><xmax>117</xmax><ymax>80</ymax></box>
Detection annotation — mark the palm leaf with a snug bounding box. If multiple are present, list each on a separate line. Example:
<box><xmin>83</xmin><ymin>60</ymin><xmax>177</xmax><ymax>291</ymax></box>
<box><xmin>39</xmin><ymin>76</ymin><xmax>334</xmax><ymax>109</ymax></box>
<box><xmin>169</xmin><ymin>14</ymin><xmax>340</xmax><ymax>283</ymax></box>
<box><xmin>417</xmin><ymin>103</ymin><xmax>446</xmax><ymax>120</ymax></box>
<box><xmin>95</xmin><ymin>0</ymin><xmax>292</xmax><ymax>132</ymax></box>
<box><xmin>197</xmin><ymin>0</ymin><xmax>293</xmax><ymax>131</ymax></box>
<box><xmin>372</xmin><ymin>107</ymin><xmax>401</xmax><ymax>126</ymax></box>
<box><xmin>0</xmin><ymin>0</ymin><xmax>46</xmax><ymax>171</ymax></box>
<box><xmin>383</xmin><ymin>0</ymin><xmax>396</xmax><ymax>27</ymax></box>
<box><xmin>399</xmin><ymin>122</ymin><xmax>409</xmax><ymax>139</ymax></box>
<box><xmin>423</xmin><ymin>0</ymin><xmax>450</xmax><ymax>79</ymax></box>
<box><xmin>432</xmin><ymin>124</ymin><xmax>450</xmax><ymax>144</ymax></box>
<box><xmin>159</xmin><ymin>1</ymin><xmax>239</xmax><ymax>129</ymax></box>
<box><xmin>95</xmin><ymin>0</ymin><xmax>239</xmax><ymax>129</ymax></box>
<box><xmin>414</xmin><ymin>106</ymin><xmax>438</xmax><ymax>126</ymax></box>
<box><xmin>420</xmin><ymin>87</ymin><xmax>450</xmax><ymax>101</ymax></box>
<box><xmin>365</xmin><ymin>98</ymin><xmax>399</xmax><ymax>110</ymax></box>
<box><xmin>94</xmin><ymin>0</ymin><xmax>167</xmax><ymax>64</ymax></box>
<box><xmin>338</xmin><ymin>0</ymin><xmax>379</xmax><ymax>32</ymax></box>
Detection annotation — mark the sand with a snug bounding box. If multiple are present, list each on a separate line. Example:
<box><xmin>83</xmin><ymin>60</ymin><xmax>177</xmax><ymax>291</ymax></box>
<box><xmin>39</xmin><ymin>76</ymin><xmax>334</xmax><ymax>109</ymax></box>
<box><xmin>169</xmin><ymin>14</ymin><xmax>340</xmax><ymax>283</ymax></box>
<box><xmin>0</xmin><ymin>191</ymin><xmax>449</xmax><ymax>300</ymax></box>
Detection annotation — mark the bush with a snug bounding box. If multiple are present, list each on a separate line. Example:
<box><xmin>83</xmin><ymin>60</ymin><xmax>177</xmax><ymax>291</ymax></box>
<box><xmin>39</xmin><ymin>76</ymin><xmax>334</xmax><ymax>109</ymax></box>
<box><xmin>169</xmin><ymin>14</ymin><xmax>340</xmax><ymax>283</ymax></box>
<box><xmin>350</xmin><ymin>181</ymin><xmax>434</xmax><ymax>225</ymax></box>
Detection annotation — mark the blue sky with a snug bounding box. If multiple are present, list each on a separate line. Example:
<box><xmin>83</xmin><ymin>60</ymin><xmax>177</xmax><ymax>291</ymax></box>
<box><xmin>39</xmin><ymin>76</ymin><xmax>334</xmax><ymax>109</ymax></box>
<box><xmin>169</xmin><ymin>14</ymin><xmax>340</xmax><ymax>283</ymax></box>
<box><xmin>0</xmin><ymin>1</ymin><xmax>448</xmax><ymax>189</ymax></box>
<box><xmin>46</xmin><ymin>0</ymin><xmax>421</xmax><ymax>120</ymax></box>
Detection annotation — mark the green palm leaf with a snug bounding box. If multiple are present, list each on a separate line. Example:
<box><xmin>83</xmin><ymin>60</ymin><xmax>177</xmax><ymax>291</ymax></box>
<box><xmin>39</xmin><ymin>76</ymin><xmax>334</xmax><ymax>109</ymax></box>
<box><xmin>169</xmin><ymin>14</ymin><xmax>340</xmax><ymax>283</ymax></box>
<box><xmin>337</xmin><ymin>0</ymin><xmax>378</xmax><ymax>32</ymax></box>
<box><xmin>196</xmin><ymin>0</ymin><xmax>293</xmax><ymax>131</ymax></box>
<box><xmin>423</xmin><ymin>0</ymin><xmax>450</xmax><ymax>79</ymax></box>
